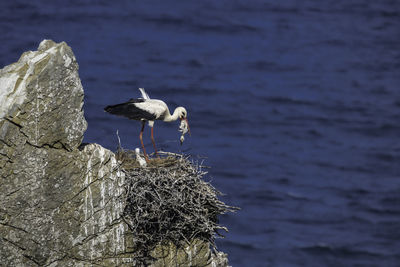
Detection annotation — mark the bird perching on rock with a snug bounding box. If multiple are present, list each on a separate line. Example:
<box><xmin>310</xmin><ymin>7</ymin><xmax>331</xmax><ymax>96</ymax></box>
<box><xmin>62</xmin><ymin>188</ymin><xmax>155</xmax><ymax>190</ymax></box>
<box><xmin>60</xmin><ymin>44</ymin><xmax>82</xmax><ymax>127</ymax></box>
<box><xmin>104</xmin><ymin>88</ymin><xmax>190</xmax><ymax>162</ymax></box>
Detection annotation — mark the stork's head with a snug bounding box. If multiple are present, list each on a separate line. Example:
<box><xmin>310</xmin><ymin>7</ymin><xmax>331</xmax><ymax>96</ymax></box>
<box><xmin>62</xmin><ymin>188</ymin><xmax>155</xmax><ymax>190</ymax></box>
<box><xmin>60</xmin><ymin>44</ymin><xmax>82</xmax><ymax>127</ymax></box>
<box><xmin>176</xmin><ymin>107</ymin><xmax>190</xmax><ymax>135</ymax></box>
<box><xmin>176</xmin><ymin>107</ymin><xmax>187</xmax><ymax>119</ymax></box>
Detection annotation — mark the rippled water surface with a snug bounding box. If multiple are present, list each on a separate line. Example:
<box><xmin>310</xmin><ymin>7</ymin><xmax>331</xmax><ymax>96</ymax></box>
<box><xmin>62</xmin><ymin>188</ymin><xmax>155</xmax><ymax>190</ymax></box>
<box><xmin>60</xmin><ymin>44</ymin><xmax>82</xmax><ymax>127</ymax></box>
<box><xmin>1</xmin><ymin>1</ymin><xmax>400</xmax><ymax>266</ymax></box>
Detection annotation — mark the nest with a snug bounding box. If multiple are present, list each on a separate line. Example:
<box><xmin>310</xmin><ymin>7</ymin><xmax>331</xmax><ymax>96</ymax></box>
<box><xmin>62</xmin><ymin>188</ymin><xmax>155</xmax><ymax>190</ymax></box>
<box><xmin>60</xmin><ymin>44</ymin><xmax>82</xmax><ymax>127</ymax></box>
<box><xmin>116</xmin><ymin>149</ymin><xmax>238</xmax><ymax>263</ymax></box>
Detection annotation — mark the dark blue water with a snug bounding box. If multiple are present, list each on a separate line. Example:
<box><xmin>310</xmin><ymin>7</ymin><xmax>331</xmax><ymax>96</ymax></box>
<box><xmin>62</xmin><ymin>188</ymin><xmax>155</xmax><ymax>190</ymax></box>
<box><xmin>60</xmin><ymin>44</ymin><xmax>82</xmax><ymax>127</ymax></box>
<box><xmin>1</xmin><ymin>1</ymin><xmax>400</xmax><ymax>266</ymax></box>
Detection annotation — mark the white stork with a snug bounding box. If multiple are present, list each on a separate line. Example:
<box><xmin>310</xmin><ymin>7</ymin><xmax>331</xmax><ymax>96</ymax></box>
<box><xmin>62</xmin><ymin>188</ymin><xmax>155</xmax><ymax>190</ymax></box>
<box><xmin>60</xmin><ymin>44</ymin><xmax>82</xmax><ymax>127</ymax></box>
<box><xmin>104</xmin><ymin>88</ymin><xmax>190</xmax><ymax>162</ymax></box>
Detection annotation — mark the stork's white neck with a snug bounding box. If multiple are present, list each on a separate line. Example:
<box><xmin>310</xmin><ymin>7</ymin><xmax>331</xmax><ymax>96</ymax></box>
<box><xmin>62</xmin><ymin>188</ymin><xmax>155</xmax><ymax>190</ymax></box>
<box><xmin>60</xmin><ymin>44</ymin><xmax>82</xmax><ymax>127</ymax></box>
<box><xmin>163</xmin><ymin>107</ymin><xmax>184</xmax><ymax>122</ymax></box>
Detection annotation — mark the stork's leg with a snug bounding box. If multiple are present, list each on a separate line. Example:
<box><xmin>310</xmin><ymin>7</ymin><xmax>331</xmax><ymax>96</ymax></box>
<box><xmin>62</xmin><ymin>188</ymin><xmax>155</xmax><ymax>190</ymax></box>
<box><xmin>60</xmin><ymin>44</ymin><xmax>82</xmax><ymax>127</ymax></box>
<box><xmin>150</xmin><ymin>126</ymin><xmax>158</xmax><ymax>157</ymax></box>
<box><xmin>139</xmin><ymin>121</ymin><xmax>149</xmax><ymax>162</ymax></box>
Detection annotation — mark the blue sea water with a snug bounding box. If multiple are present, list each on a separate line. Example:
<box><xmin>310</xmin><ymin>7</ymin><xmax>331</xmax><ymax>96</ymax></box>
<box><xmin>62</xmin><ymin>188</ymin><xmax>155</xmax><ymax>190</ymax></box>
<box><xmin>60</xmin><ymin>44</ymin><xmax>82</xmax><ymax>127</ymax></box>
<box><xmin>1</xmin><ymin>1</ymin><xmax>400</xmax><ymax>266</ymax></box>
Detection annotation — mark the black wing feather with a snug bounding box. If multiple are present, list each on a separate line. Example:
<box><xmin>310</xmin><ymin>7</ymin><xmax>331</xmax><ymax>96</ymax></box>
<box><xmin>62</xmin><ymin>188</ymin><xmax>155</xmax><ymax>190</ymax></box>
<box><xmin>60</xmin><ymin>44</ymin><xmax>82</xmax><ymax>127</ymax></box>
<box><xmin>104</xmin><ymin>99</ymin><xmax>156</xmax><ymax>121</ymax></box>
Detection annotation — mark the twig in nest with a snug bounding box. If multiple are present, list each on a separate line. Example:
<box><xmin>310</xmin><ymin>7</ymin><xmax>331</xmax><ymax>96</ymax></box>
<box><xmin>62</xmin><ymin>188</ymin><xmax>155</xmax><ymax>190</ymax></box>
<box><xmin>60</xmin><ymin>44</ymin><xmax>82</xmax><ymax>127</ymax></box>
<box><xmin>119</xmin><ymin>150</ymin><xmax>239</xmax><ymax>264</ymax></box>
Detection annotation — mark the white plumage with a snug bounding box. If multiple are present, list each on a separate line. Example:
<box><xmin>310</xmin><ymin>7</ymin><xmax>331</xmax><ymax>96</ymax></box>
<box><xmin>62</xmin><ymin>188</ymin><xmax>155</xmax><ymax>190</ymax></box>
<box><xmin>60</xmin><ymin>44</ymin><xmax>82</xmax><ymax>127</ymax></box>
<box><xmin>139</xmin><ymin>87</ymin><xmax>150</xmax><ymax>99</ymax></box>
<box><xmin>135</xmin><ymin>148</ymin><xmax>147</xmax><ymax>167</ymax></box>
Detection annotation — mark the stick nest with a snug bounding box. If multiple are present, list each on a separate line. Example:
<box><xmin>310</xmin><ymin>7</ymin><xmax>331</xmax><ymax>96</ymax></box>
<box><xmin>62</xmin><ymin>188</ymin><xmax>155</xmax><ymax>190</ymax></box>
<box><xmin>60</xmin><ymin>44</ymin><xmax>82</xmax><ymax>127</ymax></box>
<box><xmin>117</xmin><ymin>150</ymin><xmax>238</xmax><ymax>261</ymax></box>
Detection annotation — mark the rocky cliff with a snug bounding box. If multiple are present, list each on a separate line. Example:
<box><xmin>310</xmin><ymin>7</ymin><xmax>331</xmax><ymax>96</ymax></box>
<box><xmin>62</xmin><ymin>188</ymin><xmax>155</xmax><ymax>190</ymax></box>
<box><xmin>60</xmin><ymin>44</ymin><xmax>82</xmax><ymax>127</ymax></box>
<box><xmin>0</xmin><ymin>40</ymin><xmax>229</xmax><ymax>266</ymax></box>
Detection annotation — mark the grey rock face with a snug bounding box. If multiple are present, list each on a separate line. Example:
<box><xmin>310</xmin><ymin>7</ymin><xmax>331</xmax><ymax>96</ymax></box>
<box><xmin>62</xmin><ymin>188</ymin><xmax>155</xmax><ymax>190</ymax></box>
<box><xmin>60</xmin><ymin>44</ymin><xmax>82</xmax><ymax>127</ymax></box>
<box><xmin>0</xmin><ymin>39</ymin><xmax>86</xmax><ymax>151</ymax></box>
<box><xmin>0</xmin><ymin>40</ymin><xmax>228</xmax><ymax>266</ymax></box>
<box><xmin>0</xmin><ymin>40</ymin><xmax>127</xmax><ymax>266</ymax></box>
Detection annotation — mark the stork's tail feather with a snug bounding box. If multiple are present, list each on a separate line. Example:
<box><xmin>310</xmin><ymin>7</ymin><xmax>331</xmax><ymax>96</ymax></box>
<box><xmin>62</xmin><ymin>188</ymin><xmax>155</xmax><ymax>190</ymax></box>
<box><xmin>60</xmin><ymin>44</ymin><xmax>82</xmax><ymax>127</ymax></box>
<box><xmin>139</xmin><ymin>88</ymin><xmax>150</xmax><ymax>100</ymax></box>
<box><xmin>104</xmin><ymin>103</ymin><xmax>127</xmax><ymax>115</ymax></box>
<box><xmin>104</xmin><ymin>103</ymin><xmax>141</xmax><ymax>119</ymax></box>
